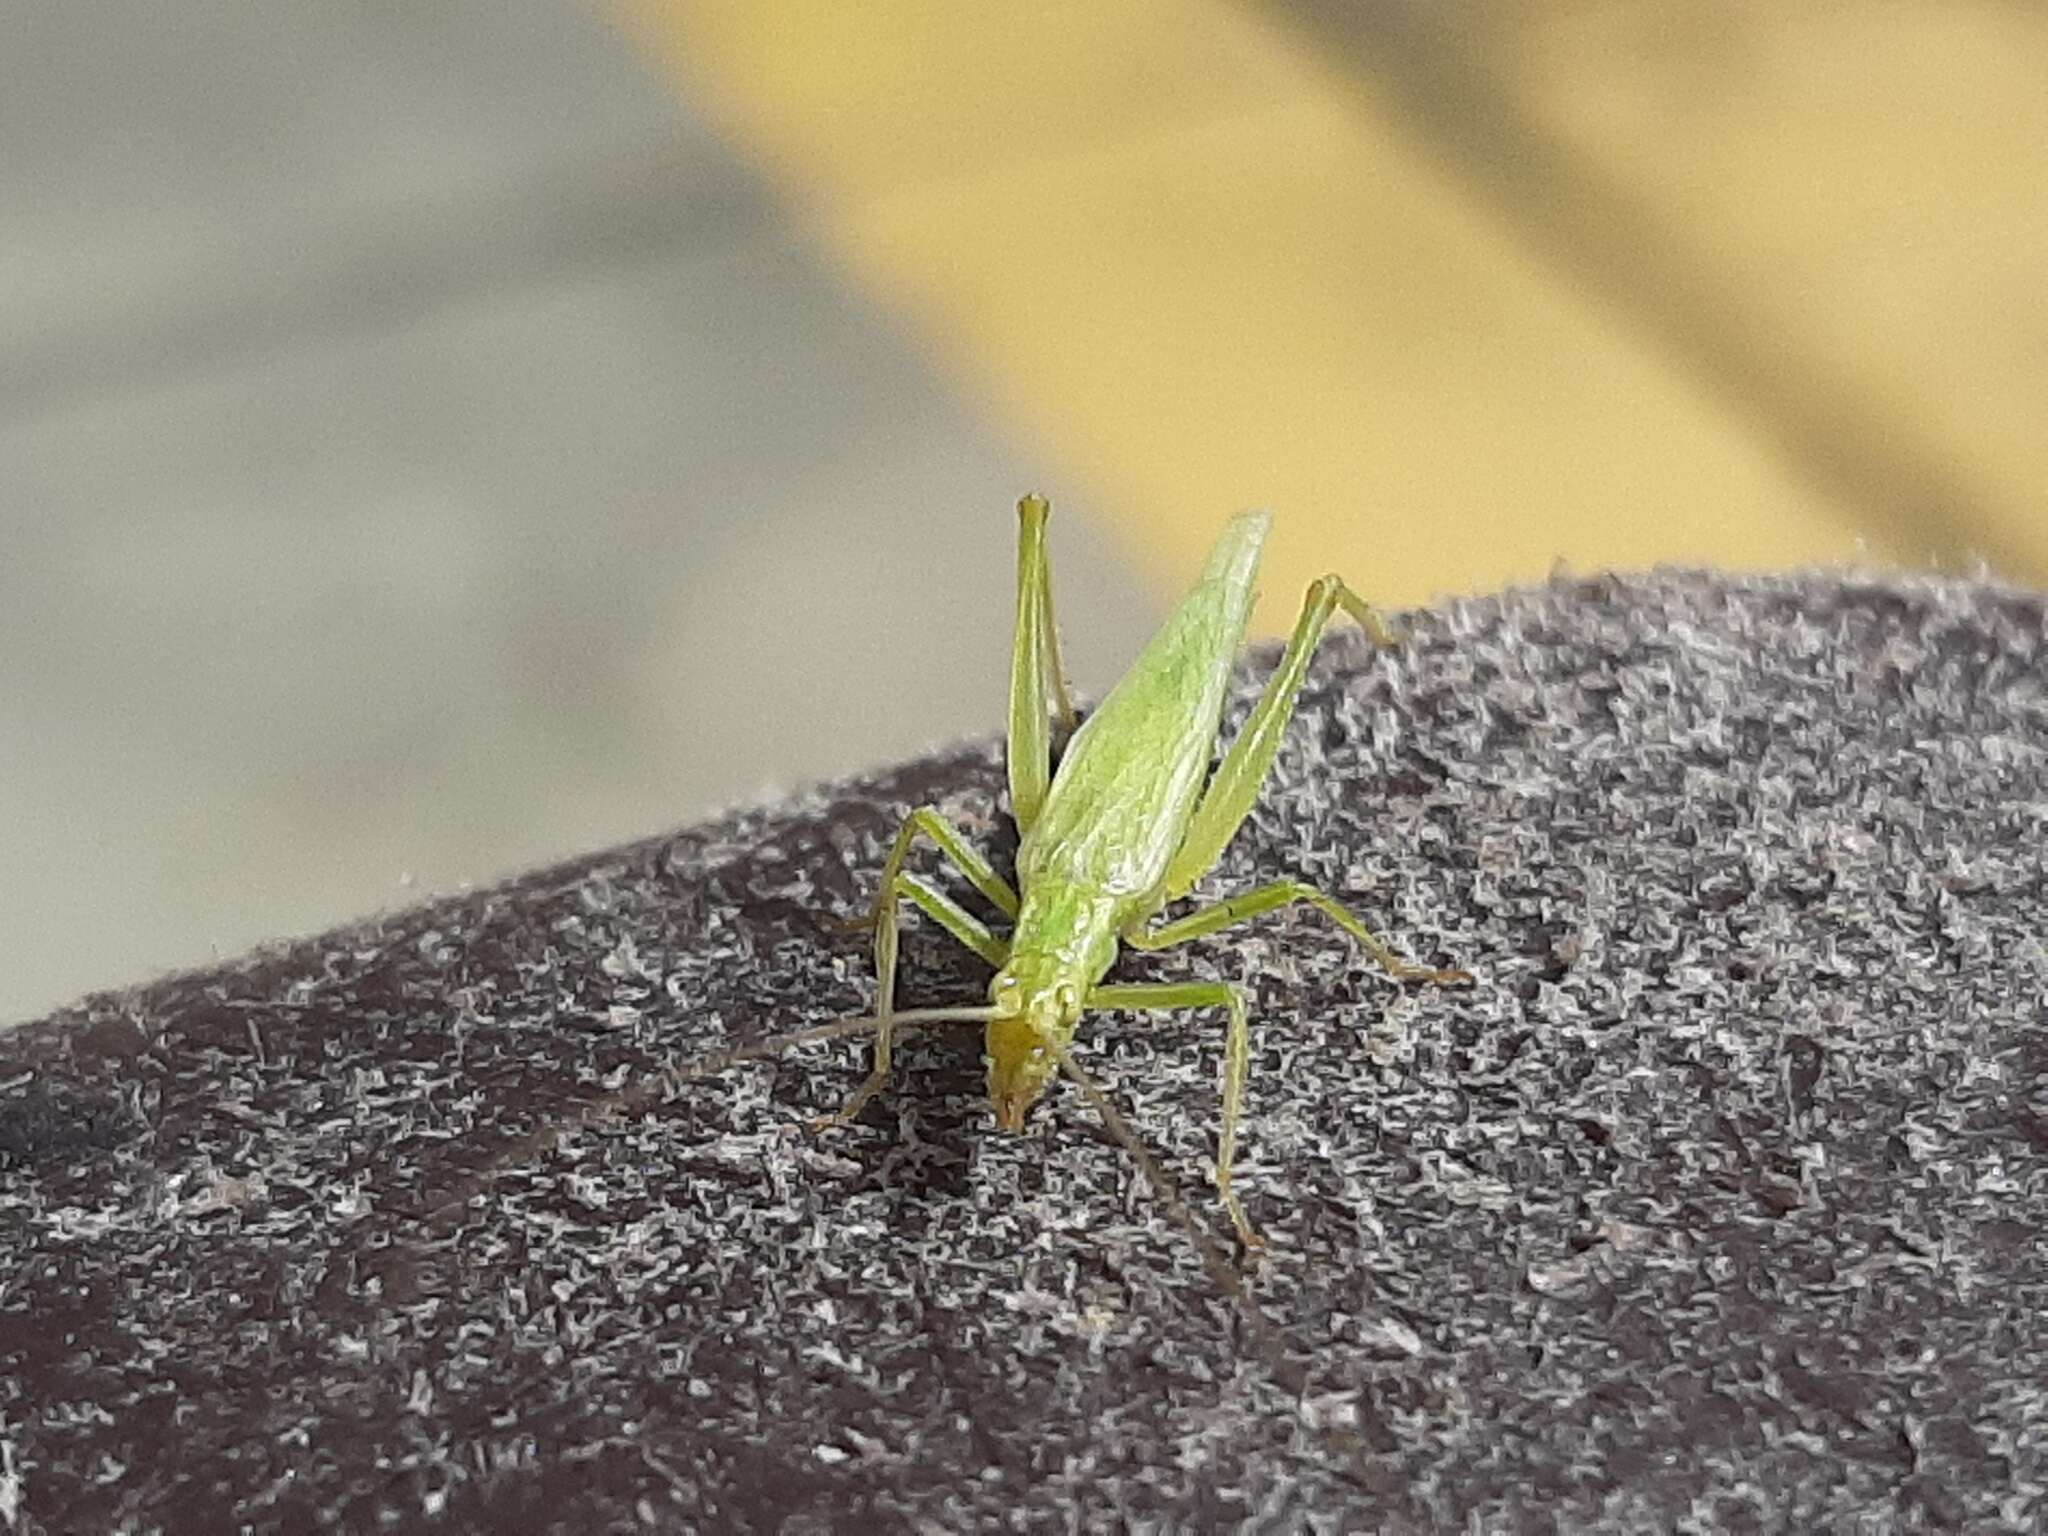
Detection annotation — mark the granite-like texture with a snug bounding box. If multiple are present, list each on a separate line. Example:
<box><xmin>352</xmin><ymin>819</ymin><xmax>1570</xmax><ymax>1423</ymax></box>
<box><xmin>4</xmin><ymin>569</ymin><xmax>2045</xmax><ymax>1533</ymax></box>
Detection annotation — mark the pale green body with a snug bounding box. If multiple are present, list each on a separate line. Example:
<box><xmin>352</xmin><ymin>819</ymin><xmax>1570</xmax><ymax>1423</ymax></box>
<box><xmin>835</xmin><ymin>497</ymin><xmax>1469</xmax><ymax>1248</ymax></box>
<box><xmin>1018</xmin><ymin>513</ymin><xmax>1265</xmax><ymax>913</ymax></box>
<box><xmin>994</xmin><ymin>515</ymin><xmax>1268</xmax><ymax>1069</ymax></box>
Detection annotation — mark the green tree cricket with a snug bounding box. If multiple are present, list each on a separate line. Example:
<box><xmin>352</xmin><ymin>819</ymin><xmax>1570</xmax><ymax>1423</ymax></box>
<box><xmin>803</xmin><ymin>495</ymin><xmax>1474</xmax><ymax>1254</ymax></box>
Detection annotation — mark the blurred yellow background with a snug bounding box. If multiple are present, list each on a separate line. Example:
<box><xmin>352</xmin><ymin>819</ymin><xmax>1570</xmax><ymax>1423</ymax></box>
<box><xmin>622</xmin><ymin>0</ymin><xmax>2047</xmax><ymax>617</ymax></box>
<box><xmin>4</xmin><ymin>1</ymin><xmax>2042</xmax><ymax>1024</ymax></box>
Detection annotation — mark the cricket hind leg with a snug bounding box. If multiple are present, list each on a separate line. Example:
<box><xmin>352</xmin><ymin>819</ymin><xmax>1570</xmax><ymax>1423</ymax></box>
<box><xmin>1125</xmin><ymin>879</ymin><xmax>1472</xmax><ymax>985</ymax></box>
<box><xmin>1006</xmin><ymin>494</ymin><xmax>1079</xmax><ymax>837</ymax></box>
<box><xmin>1085</xmin><ymin>979</ymin><xmax>1263</xmax><ymax>1251</ymax></box>
<box><xmin>843</xmin><ymin>806</ymin><xmax>1019</xmax><ymax>931</ymax></box>
<box><xmin>1160</xmin><ymin>573</ymin><xmax>1401</xmax><ymax>900</ymax></box>
<box><xmin>1154</xmin><ymin>571</ymin><xmax>1469</xmax><ymax>982</ymax></box>
<box><xmin>818</xmin><ymin>809</ymin><xmax>1013</xmax><ymax>1130</ymax></box>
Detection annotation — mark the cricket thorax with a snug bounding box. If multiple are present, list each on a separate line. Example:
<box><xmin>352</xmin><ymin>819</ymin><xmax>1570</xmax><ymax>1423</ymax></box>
<box><xmin>1005</xmin><ymin>883</ymin><xmax>1125</xmax><ymax>980</ymax></box>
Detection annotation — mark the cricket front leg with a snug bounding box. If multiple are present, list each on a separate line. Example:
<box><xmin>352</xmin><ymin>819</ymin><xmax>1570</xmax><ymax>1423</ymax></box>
<box><xmin>1086</xmin><ymin>979</ymin><xmax>1263</xmax><ymax>1251</ymax></box>
<box><xmin>817</xmin><ymin>815</ymin><xmax>1013</xmax><ymax>1131</ymax></box>
<box><xmin>1006</xmin><ymin>494</ymin><xmax>1079</xmax><ymax>837</ymax></box>
<box><xmin>1125</xmin><ymin>879</ymin><xmax>1472</xmax><ymax>985</ymax></box>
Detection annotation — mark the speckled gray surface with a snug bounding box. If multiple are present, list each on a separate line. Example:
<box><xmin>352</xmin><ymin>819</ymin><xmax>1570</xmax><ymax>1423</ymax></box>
<box><xmin>4</xmin><ymin>568</ymin><xmax>2046</xmax><ymax>1534</ymax></box>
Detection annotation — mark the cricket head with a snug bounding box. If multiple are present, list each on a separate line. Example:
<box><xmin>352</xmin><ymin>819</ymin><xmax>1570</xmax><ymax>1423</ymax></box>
<box><xmin>985</xmin><ymin>955</ymin><xmax>1085</xmax><ymax>1132</ymax></box>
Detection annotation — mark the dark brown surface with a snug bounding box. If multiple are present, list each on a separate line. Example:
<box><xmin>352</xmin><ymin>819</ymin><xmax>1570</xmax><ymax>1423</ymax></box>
<box><xmin>4</xmin><ymin>569</ymin><xmax>2046</xmax><ymax>1532</ymax></box>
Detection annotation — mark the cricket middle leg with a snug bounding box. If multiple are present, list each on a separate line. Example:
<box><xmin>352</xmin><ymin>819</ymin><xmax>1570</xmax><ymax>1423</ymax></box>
<box><xmin>1085</xmin><ymin>978</ymin><xmax>1263</xmax><ymax>1251</ymax></box>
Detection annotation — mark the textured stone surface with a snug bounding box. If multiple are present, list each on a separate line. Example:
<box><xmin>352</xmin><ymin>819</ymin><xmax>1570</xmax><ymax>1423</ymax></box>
<box><xmin>4</xmin><ymin>569</ymin><xmax>2045</xmax><ymax>1532</ymax></box>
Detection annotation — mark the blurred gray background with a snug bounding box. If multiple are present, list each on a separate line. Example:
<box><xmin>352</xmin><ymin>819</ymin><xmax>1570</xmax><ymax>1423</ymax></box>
<box><xmin>0</xmin><ymin>2</ymin><xmax>1156</xmax><ymax>1024</ymax></box>
<box><xmin>7</xmin><ymin>1</ymin><xmax>2043</xmax><ymax>1025</ymax></box>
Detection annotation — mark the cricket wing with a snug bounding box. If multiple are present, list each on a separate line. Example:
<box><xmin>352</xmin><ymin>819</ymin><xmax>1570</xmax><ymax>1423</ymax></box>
<box><xmin>1016</xmin><ymin>511</ymin><xmax>1270</xmax><ymax>898</ymax></box>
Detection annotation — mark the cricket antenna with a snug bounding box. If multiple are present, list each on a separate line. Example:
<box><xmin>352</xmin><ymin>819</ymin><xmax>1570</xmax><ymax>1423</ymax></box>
<box><xmin>420</xmin><ymin>1007</ymin><xmax>997</xmax><ymax>1228</ymax></box>
<box><xmin>1046</xmin><ymin>1039</ymin><xmax>1278</xmax><ymax>1346</ymax></box>
<box><xmin>593</xmin><ymin>1006</ymin><xmax>997</xmax><ymax>1123</ymax></box>
<box><xmin>672</xmin><ymin>1005</ymin><xmax>998</xmax><ymax>1082</ymax></box>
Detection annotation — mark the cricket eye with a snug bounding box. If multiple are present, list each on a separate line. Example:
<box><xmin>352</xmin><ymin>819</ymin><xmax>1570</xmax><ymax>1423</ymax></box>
<box><xmin>1054</xmin><ymin>982</ymin><xmax>1078</xmax><ymax>1013</ymax></box>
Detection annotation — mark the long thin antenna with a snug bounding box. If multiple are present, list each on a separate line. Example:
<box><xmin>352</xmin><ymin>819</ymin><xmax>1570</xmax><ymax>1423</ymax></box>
<box><xmin>600</xmin><ymin>1013</ymin><xmax>1274</xmax><ymax>1342</ymax></box>
<box><xmin>677</xmin><ymin>1006</ymin><xmax>998</xmax><ymax>1082</ymax></box>
<box><xmin>1046</xmin><ymin>1038</ymin><xmax>1275</xmax><ymax>1345</ymax></box>
<box><xmin>606</xmin><ymin>1005</ymin><xmax>999</xmax><ymax>1119</ymax></box>
<box><xmin>412</xmin><ymin>1007</ymin><xmax>998</xmax><ymax>1228</ymax></box>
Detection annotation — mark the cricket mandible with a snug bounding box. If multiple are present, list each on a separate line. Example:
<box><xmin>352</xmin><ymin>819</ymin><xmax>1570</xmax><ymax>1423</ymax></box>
<box><xmin>819</xmin><ymin>495</ymin><xmax>1471</xmax><ymax>1251</ymax></box>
